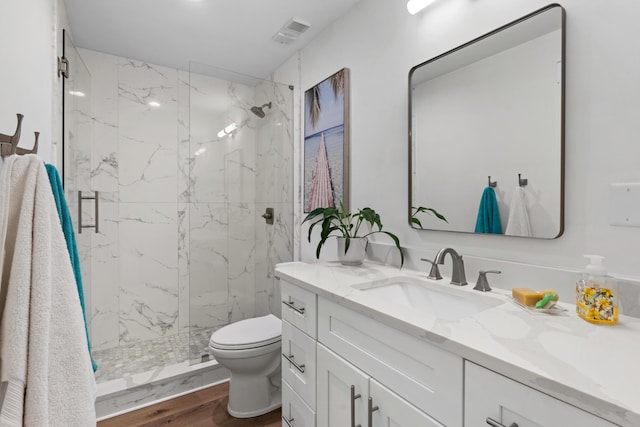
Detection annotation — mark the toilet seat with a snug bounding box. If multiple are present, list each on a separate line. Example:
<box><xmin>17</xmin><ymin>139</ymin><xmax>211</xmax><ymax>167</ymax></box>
<box><xmin>209</xmin><ymin>314</ymin><xmax>281</xmax><ymax>351</ymax></box>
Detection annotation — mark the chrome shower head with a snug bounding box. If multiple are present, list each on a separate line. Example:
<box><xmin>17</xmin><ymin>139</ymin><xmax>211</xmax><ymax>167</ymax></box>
<box><xmin>250</xmin><ymin>102</ymin><xmax>272</xmax><ymax>118</ymax></box>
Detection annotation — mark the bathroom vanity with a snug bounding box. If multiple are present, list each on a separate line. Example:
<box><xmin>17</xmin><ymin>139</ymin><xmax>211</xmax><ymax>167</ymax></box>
<box><xmin>276</xmin><ymin>261</ymin><xmax>639</xmax><ymax>427</ymax></box>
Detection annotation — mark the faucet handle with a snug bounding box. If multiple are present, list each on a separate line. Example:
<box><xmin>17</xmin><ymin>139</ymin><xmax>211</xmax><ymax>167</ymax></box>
<box><xmin>474</xmin><ymin>270</ymin><xmax>501</xmax><ymax>292</ymax></box>
<box><xmin>420</xmin><ymin>258</ymin><xmax>442</xmax><ymax>280</ymax></box>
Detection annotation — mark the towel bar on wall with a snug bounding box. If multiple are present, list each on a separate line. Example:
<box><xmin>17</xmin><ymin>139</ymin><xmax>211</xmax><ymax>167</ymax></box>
<box><xmin>78</xmin><ymin>191</ymin><xmax>99</xmax><ymax>234</ymax></box>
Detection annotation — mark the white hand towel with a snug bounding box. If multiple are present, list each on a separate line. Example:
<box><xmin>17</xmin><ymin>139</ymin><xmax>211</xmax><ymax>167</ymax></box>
<box><xmin>505</xmin><ymin>186</ymin><xmax>532</xmax><ymax>237</ymax></box>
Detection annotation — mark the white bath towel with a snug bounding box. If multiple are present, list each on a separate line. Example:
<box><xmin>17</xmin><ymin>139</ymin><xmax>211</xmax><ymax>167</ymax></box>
<box><xmin>505</xmin><ymin>186</ymin><xmax>532</xmax><ymax>237</ymax></box>
<box><xmin>0</xmin><ymin>155</ymin><xmax>96</xmax><ymax>426</ymax></box>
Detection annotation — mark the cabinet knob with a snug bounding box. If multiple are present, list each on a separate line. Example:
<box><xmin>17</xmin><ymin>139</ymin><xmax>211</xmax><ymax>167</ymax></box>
<box><xmin>486</xmin><ymin>417</ymin><xmax>518</xmax><ymax>427</ymax></box>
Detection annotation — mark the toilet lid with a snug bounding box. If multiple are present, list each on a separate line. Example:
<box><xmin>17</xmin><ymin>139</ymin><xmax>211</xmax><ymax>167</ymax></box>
<box><xmin>209</xmin><ymin>314</ymin><xmax>281</xmax><ymax>350</ymax></box>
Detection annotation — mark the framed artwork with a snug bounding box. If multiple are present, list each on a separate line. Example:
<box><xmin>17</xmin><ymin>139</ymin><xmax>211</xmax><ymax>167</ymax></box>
<box><xmin>303</xmin><ymin>67</ymin><xmax>350</xmax><ymax>213</ymax></box>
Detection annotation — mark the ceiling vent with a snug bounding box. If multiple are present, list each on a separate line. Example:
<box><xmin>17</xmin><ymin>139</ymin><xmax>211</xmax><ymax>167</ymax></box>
<box><xmin>272</xmin><ymin>32</ymin><xmax>297</xmax><ymax>45</ymax></box>
<box><xmin>272</xmin><ymin>17</ymin><xmax>311</xmax><ymax>45</ymax></box>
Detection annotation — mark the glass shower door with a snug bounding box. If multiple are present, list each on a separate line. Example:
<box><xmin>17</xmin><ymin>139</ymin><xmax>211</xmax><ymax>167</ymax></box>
<box><xmin>62</xmin><ymin>29</ymin><xmax>94</xmax><ymax>345</ymax></box>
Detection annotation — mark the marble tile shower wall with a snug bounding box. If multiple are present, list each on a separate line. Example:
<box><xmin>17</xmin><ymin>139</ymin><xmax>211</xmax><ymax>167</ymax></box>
<box><xmin>80</xmin><ymin>49</ymin><xmax>293</xmax><ymax>352</ymax></box>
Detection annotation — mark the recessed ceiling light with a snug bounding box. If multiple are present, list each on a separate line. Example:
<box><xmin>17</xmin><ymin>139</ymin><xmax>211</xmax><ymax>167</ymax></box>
<box><xmin>69</xmin><ymin>90</ymin><xmax>86</xmax><ymax>97</ymax></box>
<box><xmin>148</xmin><ymin>101</ymin><xmax>161</xmax><ymax>107</ymax></box>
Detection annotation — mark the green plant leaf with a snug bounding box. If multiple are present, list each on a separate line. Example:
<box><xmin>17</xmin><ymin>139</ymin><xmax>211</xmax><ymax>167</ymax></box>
<box><xmin>411</xmin><ymin>217</ymin><xmax>423</xmax><ymax>229</ymax></box>
<box><xmin>380</xmin><ymin>231</ymin><xmax>404</xmax><ymax>267</ymax></box>
<box><xmin>411</xmin><ymin>206</ymin><xmax>448</xmax><ymax>223</ymax></box>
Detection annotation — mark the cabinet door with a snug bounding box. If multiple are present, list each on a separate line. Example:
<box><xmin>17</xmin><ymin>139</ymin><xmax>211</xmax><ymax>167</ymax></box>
<box><xmin>465</xmin><ymin>362</ymin><xmax>618</xmax><ymax>427</ymax></box>
<box><xmin>317</xmin><ymin>344</ymin><xmax>368</xmax><ymax>427</ymax></box>
<box><xmin>370</xmin><ymin>379</ymin><xmax>444</xmax><ymax>427</ymax></box>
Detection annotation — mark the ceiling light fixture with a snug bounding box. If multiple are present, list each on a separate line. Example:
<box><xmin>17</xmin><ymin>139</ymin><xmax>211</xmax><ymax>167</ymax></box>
<box><xmin>148</xmin><ymin>101</ymin><xmax>161</xmax><ymax>107</ymax></box>
<box><xmin>407</xmin><ymin>0</ymin><xmax>436</xmax><ymax>15</ymax></box>
<box><xmin>68</xmin><ymin>90</ymin><xmax>86</xmax><ymax>97</ymax></box>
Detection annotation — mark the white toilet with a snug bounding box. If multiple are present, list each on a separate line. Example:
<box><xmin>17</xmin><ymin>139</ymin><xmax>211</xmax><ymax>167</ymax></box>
<box><xmin>208</xmin><ymin>314</ymin><xmax>282</xmax><ymax>418</ymax></box>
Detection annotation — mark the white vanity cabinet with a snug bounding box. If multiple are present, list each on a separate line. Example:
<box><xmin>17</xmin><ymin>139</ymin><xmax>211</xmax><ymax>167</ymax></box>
<box><xmin>279</xmin><ymin>276</ymin><xmax>621</xmax><ymax>427</ymax></box>
<box><xmin>465</xmin><ymin>362</ymin><xmax>618</xmax><ymax>427</ymax></box>
<box><xmin>317</xmin><ymin>344</ymin><xmax>444</xmax><ymax>427</ymax></box>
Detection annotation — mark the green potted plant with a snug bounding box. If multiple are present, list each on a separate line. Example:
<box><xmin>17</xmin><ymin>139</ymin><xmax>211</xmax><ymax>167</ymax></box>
<box><xmin>303</xmin><ymin>202</ymin><xmax>404</xmax><ymax>266</ymax></box>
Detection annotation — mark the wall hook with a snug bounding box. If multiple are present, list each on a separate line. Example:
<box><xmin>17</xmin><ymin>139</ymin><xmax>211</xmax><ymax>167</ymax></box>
<box><xmin>0</xmin><ymin>113</ymin><xmax>24</xmax><ymax>156</ymax></box>
<box><xmin>518</xmin><ymin>173</ymin><xmax>528</xmax><ymax>187</ymax></box>
<box><xmin>488</xmin><ymin>176</ymin><xmax>497</xmax><ymax>188</ymax></box>
<box><xmin>15</xmin><ymin>132</ymin><xmax>39</xmax><ymax>155</ymax></box>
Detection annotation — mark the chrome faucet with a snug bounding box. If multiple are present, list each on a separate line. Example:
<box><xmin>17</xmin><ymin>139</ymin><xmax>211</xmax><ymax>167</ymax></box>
<box><xmin>434</xmin><ymin>248</ymin><xmax>467</xmax><ymax>286</ymax></box>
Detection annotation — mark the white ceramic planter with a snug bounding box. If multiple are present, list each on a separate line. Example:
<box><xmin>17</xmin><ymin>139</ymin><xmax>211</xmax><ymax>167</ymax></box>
<box><xmin>336</xmin><ymin>237</ymin><xmax>368</xmax><ymax>266</ymax></box>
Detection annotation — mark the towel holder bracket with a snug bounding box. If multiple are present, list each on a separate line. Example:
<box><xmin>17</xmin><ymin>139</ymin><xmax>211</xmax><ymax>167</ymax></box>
<box><xmin>518</xmin><ymin>173</ymin><xmax>528</xmax><ymax>187</ymax></box>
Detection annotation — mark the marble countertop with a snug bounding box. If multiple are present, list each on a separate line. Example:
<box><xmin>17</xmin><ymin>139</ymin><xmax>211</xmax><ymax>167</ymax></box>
<box><xmin>275</xmin><ymin>261</ymin><xmax>640</xmax><ymax>427</ymax></box>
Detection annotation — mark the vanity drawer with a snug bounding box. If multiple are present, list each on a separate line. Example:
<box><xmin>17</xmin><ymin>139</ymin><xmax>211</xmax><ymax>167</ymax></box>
<box><xmin>465</xmin><ymin>362</ymin><xmax>618</xmax><ymax>427</ymax></box>
<box><xmin>282</xmin><ymin>380</ymin><xmax>315</xmax><ymax>427</ymax></box>
<box><xmin>318</xmin><ymin>297</ymin><xmax>463</xmax><ymax>427</ymax></box>
<box><xmin>281</xmin><ymin>280</ymin><xmax>317</xmax><ymax>338</ymax></box>
<box><xmin>282</xmin><ymin>320</ymin><xmax>316</xmax><ymax>410</ymax></box>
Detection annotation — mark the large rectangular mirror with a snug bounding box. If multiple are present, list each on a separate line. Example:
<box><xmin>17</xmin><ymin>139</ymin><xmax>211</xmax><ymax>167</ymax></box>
<box><xmin>409</xmin><ymin>4</ymin><xmax>565</xmax><ymax>239</ymax></box>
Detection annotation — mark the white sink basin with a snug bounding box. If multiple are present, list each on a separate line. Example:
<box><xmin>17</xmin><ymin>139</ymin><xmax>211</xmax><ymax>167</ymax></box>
<box><xmin>352</xmin><ymin>276</ymin><xmax>504</xmax><ymax>321</ymax></box>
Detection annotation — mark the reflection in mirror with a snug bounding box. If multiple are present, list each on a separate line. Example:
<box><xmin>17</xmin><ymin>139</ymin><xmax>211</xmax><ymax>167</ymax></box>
<box><xmin>409</xmin><ymin>4</ymin><xmax>565</xmax><ymax>239</ymax></box>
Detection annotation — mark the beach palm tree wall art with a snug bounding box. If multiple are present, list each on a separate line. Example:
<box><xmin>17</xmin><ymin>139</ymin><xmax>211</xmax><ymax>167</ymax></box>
<box><xmin>303</xmin><ymin>68</ymin><xmax>350</xmax><ymax>213</ymax></box>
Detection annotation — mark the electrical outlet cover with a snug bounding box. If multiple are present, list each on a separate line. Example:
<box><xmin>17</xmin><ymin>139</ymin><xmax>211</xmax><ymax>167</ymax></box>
<box><xmin>608</xmin><ymin>183</ymin><xmax>640</xmax><ymax>227</ymax></box>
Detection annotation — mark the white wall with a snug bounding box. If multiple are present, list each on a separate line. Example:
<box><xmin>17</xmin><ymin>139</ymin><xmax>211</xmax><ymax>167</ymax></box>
<box><xmin>280</xmin><ymin>0</ymin><xmax>640</xmax><ymax>295</ymax></box>
<box><xmin>0</xmin><ymin>0</ymin><xmax>58</xmax><ymax>162</ymax></box>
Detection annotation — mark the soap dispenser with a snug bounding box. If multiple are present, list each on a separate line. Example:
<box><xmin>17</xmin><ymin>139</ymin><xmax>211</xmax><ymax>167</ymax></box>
<box><xmin>576</xmin><ymin>255</ymin><xmax>619</xmax><ymax>325</ymax></box>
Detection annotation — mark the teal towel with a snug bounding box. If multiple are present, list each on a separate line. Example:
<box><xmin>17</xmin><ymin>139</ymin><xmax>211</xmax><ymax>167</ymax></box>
<box><xmin>45</xmin><ymin>164</ymin><xmax>97</xmax><ymax>372</ymax></box>
<box><xmin>474</xmin><ymin>186</ymin><xmax>502</xmax><ymax>234</ymax></box>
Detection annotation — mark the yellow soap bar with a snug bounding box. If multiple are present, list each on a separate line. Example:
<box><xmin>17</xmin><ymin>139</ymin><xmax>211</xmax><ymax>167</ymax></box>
<box><xmin>512</xmin><ymin>288</ymin><xmax>543</xmax><ymax>306</ymax></box>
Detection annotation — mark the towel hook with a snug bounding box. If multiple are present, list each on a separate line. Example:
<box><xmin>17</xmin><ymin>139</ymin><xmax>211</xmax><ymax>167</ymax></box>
<box><xmin>518</xmin><ymin>173</ymin><xmax>528</xmax><ymax>187</ymax></box>
<box><xmin>0</xmin><ymin>113</ymin><xmax>24</xmax><ymax>156</ymax></box>
<box><xmin>15</xmin><ymin>131</ymin><xmax>39</xmax><ymax>155</ymax></box>
<box><xmin>488</xmin><ymin>176</ymin><xmax>497</xmax><ymax>188</ymax></box>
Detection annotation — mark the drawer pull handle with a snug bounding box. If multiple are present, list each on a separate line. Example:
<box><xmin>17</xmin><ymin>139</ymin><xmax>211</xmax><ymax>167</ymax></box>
<box><xmin>486</xmin><ymin>418</ymin><xmax>518</xmax><ymax>427</ymax></box>
<box><xmin>283</xmin><ymin>354</ymin><xmax>306</xmax><ymax>373</ymax></box>
<box><xmin>282</xmin><ymin>298</ymin><xmax>305</xmax><ymax>314</ymax></box>
<box><xmin>351</xmin><ymin>385</ymin><xmax>362</xmax><ymax>427</ymax></box>
<box><xmin>282</xmin><ymin>416</ymin><xmax>295</xmax><ymax>427</ymax></box>
<box><xmin>367</xmin><ymin>397</ymin><xmax>379</xmax><ymax>427</ymax></box>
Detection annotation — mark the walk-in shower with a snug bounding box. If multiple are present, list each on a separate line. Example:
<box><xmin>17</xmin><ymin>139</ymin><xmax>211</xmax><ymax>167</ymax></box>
<box><xmin>63</xmin><ymin>38</ymin><xmax>293</xmax><ymax>414</ymax></box>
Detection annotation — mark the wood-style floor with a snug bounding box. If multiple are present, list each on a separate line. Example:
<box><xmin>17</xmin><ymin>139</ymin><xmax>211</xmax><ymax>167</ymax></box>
<box><xmin>97</xmin><ymin>382</ymin><xmax>282</xmax><ymax>427</ymax></box>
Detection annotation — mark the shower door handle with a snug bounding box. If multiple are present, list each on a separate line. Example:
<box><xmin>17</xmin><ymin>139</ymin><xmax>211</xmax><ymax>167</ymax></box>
<box><xmin>78</xmin><ymin>191</ymin><xmax>99</xmax><ymax>234</ymax></box>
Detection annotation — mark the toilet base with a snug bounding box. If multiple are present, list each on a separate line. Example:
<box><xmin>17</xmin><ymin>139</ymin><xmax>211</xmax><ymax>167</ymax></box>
<box><xmin>226</xmin><ymin>375</ymin><xmax>282</xmax><ymax>418</ymax></box>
